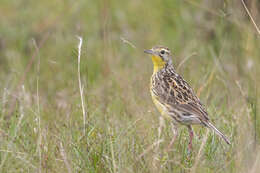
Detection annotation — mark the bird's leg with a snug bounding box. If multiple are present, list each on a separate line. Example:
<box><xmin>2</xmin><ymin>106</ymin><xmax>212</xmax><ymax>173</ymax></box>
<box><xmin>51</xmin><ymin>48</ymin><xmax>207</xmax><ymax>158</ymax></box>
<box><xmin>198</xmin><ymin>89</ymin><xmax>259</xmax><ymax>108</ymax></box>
<box><xmin>166</xmin><ymin>123</ymin><xmax>178</xmax><ymax>151</ymax></box>
<box><xmin>187</xmin><ymin>125</ymin><xmax>194</xmax><ymax>152</ymax></box>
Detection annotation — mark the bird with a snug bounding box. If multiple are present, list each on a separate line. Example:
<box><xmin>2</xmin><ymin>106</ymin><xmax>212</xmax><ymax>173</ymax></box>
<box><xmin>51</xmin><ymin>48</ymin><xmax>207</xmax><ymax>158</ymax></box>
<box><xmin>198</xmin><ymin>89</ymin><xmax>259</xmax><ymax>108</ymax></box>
<box><xmin>144</xmin><ymin>45</ymin><xmax>231</xmax><ymax>150</ymax></box>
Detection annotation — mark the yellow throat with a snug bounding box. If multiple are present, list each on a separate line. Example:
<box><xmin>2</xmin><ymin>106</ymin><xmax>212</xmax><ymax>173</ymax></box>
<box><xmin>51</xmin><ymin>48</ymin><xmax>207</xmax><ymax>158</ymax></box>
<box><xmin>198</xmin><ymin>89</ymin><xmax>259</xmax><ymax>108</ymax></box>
<box><xmin>151</xmin><ymin>55</ymin><xmax>166</xmax><ymax>73</ymax></box>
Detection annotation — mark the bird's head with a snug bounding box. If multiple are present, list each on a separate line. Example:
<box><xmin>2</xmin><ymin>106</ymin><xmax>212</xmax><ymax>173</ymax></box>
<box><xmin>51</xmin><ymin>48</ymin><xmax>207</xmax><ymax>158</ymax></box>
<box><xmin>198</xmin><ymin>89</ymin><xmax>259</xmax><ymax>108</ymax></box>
<box><xmin>144</xmin><ymin>46</ymin><xmax>172</xmax><ymax>72</ymax></box>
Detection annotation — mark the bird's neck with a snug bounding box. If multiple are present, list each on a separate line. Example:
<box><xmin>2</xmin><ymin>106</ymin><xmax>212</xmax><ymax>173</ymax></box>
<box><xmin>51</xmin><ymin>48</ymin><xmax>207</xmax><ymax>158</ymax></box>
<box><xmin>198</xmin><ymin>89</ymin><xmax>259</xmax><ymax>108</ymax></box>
<box><xmin>152</xmin><ymin>55</ymin><xmax>166</xmax><ymax>74</ymax></box>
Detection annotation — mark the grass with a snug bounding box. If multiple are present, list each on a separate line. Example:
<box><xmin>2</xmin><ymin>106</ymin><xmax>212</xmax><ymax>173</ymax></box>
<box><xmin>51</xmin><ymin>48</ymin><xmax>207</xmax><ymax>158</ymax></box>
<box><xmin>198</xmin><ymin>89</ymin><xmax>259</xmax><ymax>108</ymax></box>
<box><xmin>0</xmin><ymin>0</ymin><xmax>260</xmax><ymax>172</ymax></box>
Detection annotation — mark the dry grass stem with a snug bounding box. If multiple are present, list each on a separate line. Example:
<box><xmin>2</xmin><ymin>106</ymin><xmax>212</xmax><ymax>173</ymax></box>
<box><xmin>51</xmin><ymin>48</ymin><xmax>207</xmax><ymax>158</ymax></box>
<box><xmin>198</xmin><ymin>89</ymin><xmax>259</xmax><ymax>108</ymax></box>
<box><xmin>60</xmin><ymin>142</ymin><xmax>72</xmax><ymax>173</ymax></box>
<box><xmin>109</xmin><ymin>128</ymin><xmax>117</xmax><ymax>173</ymax></box>
<box><xmin>191</xmin><ymin>129</ymin><xmax>209</xmax><ymax>173</ymax></box>
<box><xmin>197</xmin><ymin>68</ymin><xmax>215</xmax><ymax>97</ymax></box>
<box><xmin>76</xmin><ymin>36</ymin><xmax>87</xmax><ymax>135</ymax></box>
<box><xmin>156</xmin><ymin>116</ymin><xmax>165</xmax><ymax>151</ymax></box>
<box><xmin>241</xmin><ymin>0</ymin><xmax>260</xmax><ymax>35</ymax></box>
<box><xmin>120</xmin><ymin>37</ymin><xmax>136</xmax><ymax>49</ymax></box>
<box><xmin>138</xmin><ymin>139</ymin><xmax>164</xmax><ymax>160</ymax></box>
<box><xmin>32</xmin><ymin>38</ymin><xmax>42</xmax><ymax>173</ymax></box>
<box><xmin>165</xmin><ymin>124</ymin><xmax>178</xmax><ymax>152</ymax></box>
<box><xmin>249</xmin><ymin>149</ymin><xmax>260</xmax><ymax>173</ymax></box>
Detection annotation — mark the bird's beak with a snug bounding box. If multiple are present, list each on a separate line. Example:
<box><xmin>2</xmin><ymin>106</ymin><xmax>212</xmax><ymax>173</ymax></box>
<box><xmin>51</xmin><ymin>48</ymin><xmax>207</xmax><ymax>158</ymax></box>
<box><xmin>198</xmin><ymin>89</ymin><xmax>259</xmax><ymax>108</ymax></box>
<box><xmin>144</xmin><ymin>49</ymin><xmax>154</xmax><ymax>55</ymax></box>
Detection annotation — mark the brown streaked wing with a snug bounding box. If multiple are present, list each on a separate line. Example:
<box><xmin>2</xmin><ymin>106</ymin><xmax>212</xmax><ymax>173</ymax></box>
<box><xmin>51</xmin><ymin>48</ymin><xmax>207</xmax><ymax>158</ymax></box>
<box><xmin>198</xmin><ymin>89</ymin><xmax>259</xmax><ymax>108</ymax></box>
<box><xmin>163</xmin><ymin>71</ymin><xmax>209</xmax><ymax>121</ymax></box>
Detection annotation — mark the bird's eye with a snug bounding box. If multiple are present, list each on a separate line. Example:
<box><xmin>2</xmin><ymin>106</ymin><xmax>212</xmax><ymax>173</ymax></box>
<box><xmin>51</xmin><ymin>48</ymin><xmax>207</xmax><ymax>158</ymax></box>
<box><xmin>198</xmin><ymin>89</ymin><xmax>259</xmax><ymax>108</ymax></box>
<box><xmin>160</xmin><ymin>50</ymin><xmax>165</xmax><ymax>55</ymax></box>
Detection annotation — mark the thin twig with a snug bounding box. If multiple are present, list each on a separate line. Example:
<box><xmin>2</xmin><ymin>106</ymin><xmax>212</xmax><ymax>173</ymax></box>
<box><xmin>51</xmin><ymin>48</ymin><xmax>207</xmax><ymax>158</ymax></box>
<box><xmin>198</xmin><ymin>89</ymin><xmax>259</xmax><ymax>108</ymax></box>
<box><xmin>120</xmin><ymin>37</ymin><xmax>136</xmax><ymax>49</ymax></box>
<box><xmin>235</xmin><ymin>81</ymin><xmax>247</xmax><ymax>98</ymax></box>
<box><xmin>76</xmin><ymin>36</ymin><xmax>87</xmax><ymax>135</ymax></box>
<box><xmin>241</xmin><ymin>0</ymin><xmax>260</xmax><ymax>35</ymax></box>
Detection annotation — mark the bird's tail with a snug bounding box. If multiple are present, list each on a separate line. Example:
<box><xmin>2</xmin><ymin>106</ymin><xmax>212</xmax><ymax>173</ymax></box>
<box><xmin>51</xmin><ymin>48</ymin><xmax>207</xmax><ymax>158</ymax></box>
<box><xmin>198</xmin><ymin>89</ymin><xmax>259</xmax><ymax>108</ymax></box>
<box><xmin>206</xmin><ymin>122</ymin><xmax>231</xmax><ymax>145</ymax></box>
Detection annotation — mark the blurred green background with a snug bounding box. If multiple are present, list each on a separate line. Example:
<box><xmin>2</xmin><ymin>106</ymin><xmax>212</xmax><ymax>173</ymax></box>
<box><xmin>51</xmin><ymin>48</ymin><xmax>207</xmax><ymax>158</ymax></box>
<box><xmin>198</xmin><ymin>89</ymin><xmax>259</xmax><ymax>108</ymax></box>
<box><xmin>0</xmin><ymin>0</ymin><xmax>259</xmax><ymax>172</ymax></box>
